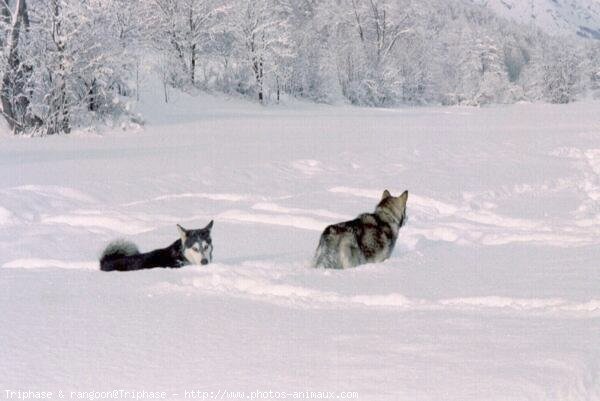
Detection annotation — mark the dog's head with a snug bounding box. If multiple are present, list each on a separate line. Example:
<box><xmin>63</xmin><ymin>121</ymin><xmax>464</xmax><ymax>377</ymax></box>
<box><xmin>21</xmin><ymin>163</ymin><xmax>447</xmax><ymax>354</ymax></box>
<box><xmin>377</xmin><ymin>189</ymin><xmax>408</xmax><ymax>226</ymax></box>
<box><xmin>177</xmin><ymin>221</ymin><xmax>214</xmax><ymax>265</ymax></box>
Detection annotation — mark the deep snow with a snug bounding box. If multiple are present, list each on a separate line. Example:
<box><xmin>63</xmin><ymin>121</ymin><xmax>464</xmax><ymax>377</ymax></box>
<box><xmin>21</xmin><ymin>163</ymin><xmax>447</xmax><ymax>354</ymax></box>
<box><xmin>1</xmin><ymin>90</ymin><xmax>599</xmax><ymax>401</ymax></box>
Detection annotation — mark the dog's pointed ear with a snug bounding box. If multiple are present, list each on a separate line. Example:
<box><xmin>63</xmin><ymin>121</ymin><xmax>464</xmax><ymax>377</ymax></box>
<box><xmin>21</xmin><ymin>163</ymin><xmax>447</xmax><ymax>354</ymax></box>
<box><xmin>397</xmin><ymin>190</ymin><xmax>408</xmax><ymax>207</ymax></box>
<box><xmin>205</xmin><ymin>220</ymin><xmax>214</xmax><ymax>231</ymax></box>
<box><xmin>381</xmin><ymin>189</ymin><xmax>391</xmax><ymax>200</ymax></box>
<box><xmin>176</xmin><ymin>224</ymin><xmax>187</xmax><ymax>240</ymax></box>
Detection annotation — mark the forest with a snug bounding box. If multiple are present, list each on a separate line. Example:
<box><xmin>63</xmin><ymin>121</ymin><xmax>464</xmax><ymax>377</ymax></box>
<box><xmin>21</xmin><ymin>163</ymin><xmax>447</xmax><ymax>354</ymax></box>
<box><xmin>1</xmin><ymin>0</ymin><xmax>599</xmax><ymax>135</ymax></box>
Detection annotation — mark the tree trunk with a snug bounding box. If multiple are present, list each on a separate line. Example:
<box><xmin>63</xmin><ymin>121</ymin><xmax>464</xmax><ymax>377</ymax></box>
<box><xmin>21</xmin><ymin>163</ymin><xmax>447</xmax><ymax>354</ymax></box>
<box><xmin>136</xmin><ymin>59</ymin><xmax>140</xmax><ymax>101</ymax></box>
<box><xmin>88</xmin><ymin>78</ymin><xmax>97</xmax><ymax>111</ymax></box>
<box><xmin>46</xmin><ymin>0</ymin><xmax>70</xmax><ymax>135</ymax></box>
<box><xmin>191</xmin><ymin>44</ymin><xmax>196</xmax><ymax>85</ymax></box>
<box><xmin>189</xmin><ymin>5</ymin><xmax>196</xmax><ymax>86</ymax></box>
<box><xmin>257</xmin><ymin>59</ymin><xmax>264</xmax><ymax>103</ymax></box>
<box><xmin>0</xmin><ymin>0</ymin><xmax>29</xmax><ymax>134</ymax></box>
<box><xmin>163</xmin><ymin>76</ymin><xmax>169</xmax><ymax>103</ymax></box>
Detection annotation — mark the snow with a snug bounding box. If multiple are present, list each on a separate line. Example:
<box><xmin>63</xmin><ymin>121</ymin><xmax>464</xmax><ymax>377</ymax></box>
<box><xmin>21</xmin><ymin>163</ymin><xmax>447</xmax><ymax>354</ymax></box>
<box><xmin>1</xmin><ymin>91</ymin><xmax>599</xmax><ymax>400</ymax></box>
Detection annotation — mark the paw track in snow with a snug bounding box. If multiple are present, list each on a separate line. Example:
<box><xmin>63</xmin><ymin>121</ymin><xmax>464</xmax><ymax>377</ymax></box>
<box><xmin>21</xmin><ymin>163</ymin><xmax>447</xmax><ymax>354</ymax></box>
<box><xmin>0</xmin><ymin>206</ymin><xmax>14</xmax><ymax>226</ymax></box>
<box><xmin>2</xmin><ymin>258</ymin><xmax>98</xmax><ymax>269</ymax></box>
<box><xmin>146</xmin><ymin>263</ymin><xmax>600</xmax><ymax>318</ymax></box>
<box><xmin>550</xmin><ymin>147</ymin><xmax>600</xmax><ymax>231</ymax></box>
<box><xmin>122</xmin><ymin>192</ymin><xmax>256</xmax><ymax>206</ymax></box>
<box><xmin>40</xmin><ymin>210</ymin><xmax>158</xmax><ymax>235</ymax></box>
<box><xmin>11</xmin><ymin>185</ymin><xmax>97</xmax><ymax>203</ymax></box>
<box><xmin>0</xmin><ymin>185</ymin><xmax>97</xmax><ymax>223</ymax></box>
<box><xmin>217</xmin><ymin>209</ymin><xmax>327</xmax><ymax>231</ymax></box>
<box><xmin>251</xmin><ymin>202</ymin><xmax>352</xmax><ymax>221</ymax></box>
<box><xmin>290</xmin><ymin>159</ymin><xmax>324</xmax><ymax>176</ymax></box>
<box><xmin>329</xmin><ymin>185</ymin><xmax>600</xmax><ymax>248</ymax></box>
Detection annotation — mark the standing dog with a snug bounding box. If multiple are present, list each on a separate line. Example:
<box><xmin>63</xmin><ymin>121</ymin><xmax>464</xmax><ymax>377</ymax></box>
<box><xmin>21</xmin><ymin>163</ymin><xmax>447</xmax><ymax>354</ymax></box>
<box><xmin>313</xmin><ymin>190</ymin><xmax>408</xmax><ymax>269</ymax></box>
<box><xmin>100</xmin><ymin>221</ymin><xmax>214</xmax><ymax>271</ymax></box>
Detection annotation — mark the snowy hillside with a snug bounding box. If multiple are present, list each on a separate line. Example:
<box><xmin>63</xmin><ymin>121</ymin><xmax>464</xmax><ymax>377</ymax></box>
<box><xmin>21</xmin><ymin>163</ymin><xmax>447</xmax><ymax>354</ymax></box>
<box><xmin>1</xmin><ymin>89</ymin><xmax>599</xmax><ymax>400</ymax></box>
<box><xmin>472</xmin><ymin>0</ymin><xmax>600</xmax><ymax>39</ymax></box>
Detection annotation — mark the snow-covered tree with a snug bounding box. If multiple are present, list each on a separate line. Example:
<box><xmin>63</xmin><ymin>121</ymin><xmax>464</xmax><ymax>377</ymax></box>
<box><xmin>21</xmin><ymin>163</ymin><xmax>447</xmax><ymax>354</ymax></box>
<box><xmin>25</xmin><ymin>0</ymin><xmax>137</xmax><ymax>134</ymax></box>
<box><xmin>543</xmin><ymin>46</ymin><xmax>581</xmax><ymax>104</ymax></box>
<box><xmin>0</xmin><ymin>0</ymin><xmax>37</xmax><ymax>133</ymax></box>
<box><xmin>145</xmin><ymin>0</ymin><xmax>227</xmax><ymax>88</ymax></box>
<box><xmin>326</xmin><ymin>0</ymin><xmax>412</xmax><ymax>106</ymax></box>
<box><xmin>227</xmin><ymin>0</ymin><xmax>292</xmax><ymax>102</ymax></box>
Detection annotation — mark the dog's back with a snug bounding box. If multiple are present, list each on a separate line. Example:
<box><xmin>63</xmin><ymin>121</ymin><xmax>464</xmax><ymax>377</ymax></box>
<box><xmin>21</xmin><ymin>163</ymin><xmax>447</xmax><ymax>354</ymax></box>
<box><xmin>313</xmin><ymin>214</ymin><xmax>391</xmax><ymax>269</ymax></box>
<box><xmin>313</xmin><ymin>190</ymin><xmax>408</xmax><ymax>269</ymax></box>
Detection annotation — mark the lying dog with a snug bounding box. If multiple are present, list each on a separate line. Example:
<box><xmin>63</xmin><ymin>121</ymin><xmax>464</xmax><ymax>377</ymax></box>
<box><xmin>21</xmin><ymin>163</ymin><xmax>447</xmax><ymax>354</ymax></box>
<box><xmin>100</xmin><ymin>221</ymin><xmax>213</xmax><ymax>271</ymax></box>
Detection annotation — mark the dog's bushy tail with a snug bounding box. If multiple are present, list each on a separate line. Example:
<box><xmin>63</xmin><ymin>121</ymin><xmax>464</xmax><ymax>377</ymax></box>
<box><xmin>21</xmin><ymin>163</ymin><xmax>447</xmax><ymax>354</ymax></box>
<box><xmin>100</xmin><ymin>240</ymin><xmax>139</xmax><ymax>271</ymax></box>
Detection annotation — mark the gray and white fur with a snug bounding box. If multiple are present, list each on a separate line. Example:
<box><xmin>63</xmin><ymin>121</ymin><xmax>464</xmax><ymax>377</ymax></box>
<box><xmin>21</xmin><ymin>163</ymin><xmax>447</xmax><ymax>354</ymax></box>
<box><xmin>313</xmin><ymin>190</ymin><xmax>408</xmax><ymax>269</ymax></box>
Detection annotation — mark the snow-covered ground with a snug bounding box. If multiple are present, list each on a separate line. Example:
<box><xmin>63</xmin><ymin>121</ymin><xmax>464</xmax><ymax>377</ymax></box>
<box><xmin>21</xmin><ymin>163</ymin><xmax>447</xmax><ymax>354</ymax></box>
<box><xmin>1</xmin><ymin>91</ymin><xmax>599</xmax><ymax>401</ymax></box>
